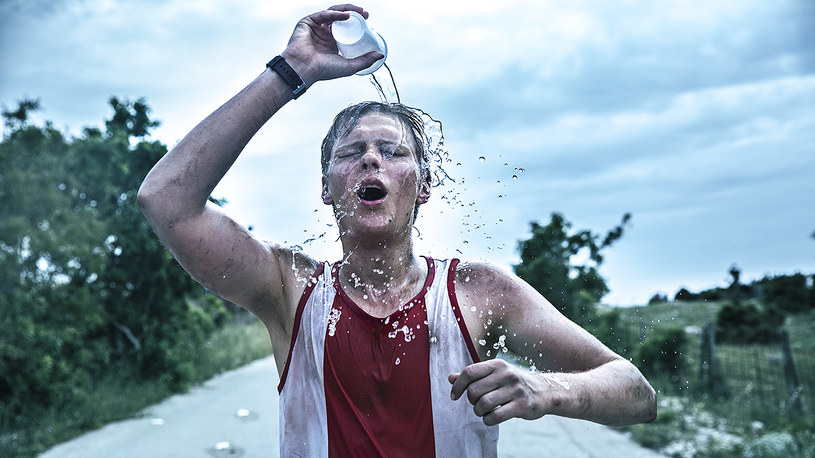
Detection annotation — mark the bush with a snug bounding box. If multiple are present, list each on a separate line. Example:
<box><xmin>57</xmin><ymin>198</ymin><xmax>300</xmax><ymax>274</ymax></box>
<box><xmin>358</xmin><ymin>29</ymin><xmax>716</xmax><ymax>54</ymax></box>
<box><xmin>0</xmin><ymin>98</ymin><xmax>237</xmax><ymax>455</ymax></box>
<box><xmin>587</xmin><ymin>308</ymin><xmax>634</xmax><ymax>357</ymax></box>
<box><xmin>715</xmin><ymin>301</ymin><xmax>784</xmax><ymax>344</ymax></box>
<box><xmin>635</xmin><ymin>326</ymin><xmax>688</xmax><ymax>386</ymax></box>
<box><xmin>743</xmin><ymin>432</ymin><xmax>802</xmax><ymax>458</ymax></box>
<box><xmin>758</xmin><ymin>273</ymin><xmax>812</xmax><ymax>315</ymax></box>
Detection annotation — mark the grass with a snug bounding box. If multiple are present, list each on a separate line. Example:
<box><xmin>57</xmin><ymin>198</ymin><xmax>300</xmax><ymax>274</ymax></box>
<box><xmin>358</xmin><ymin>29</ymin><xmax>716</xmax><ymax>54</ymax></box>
<box><xmin>1</xmin><ymin>319</ymin><xmax>272</xmax><ymax>458</ymax></box>
<box><xmin>611</xmin><ymin>301</ymin><xmax>815</xmax><ymax>457</ymax></box>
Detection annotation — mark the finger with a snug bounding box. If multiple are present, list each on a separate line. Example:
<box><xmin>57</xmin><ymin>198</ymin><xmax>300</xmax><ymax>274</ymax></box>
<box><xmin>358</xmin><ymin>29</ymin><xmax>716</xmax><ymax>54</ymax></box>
<box><xmin>328</xmin><ymin>4</ymin><xmax>369</xmax><ymax>18</ymax></box>
<box><xmin>463</xmin><ymin>365</ymin><xmax>519</xmax><ymax>406</ymax></box>
<box><xmin>449</xmin><ymin>362</ymin><xmax>494</xmax><ymax>401</ymax></box>
<box><xmin>309</xmin><ymin>9</ymin><xmax>352</xmax><ymax>25</ymax></box>
<box><xmin>472</xmin><ymin>389</ymin><xmax>509</xmax><ymax>417</ymax></box>
<box><xmin>481</xmin><ymin>401</ymin><xmax>518</xmax><ymax>426</ymax></box>
<box><xmin>345</xmin><ymin>50</ymin><xmax>384</xmax><ymax>69</ymax></box>
<box><xmin>448</xmin><ymin>373</ymin><xmax>460</xmax><ymax>384</ymax></box>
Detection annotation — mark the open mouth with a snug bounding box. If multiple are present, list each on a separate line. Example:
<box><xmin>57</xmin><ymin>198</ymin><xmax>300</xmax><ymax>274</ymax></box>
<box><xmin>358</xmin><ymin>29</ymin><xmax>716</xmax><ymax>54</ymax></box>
<box><xmin>357</xmin><ymin>184</ymin><xmax>387</xmax><ymax>202</ymax></box>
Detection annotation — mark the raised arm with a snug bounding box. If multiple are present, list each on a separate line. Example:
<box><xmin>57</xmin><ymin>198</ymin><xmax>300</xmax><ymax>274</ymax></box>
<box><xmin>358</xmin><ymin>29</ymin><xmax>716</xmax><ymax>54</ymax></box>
<box><xmin>137</xmin><ymin>6</ymin><xmax>383</xmax><ymax>337</ymax></box>
<box><xmin>449</xmin><ymin>262</ymin><xmax>657</xmax><ymax>427</ymax></box>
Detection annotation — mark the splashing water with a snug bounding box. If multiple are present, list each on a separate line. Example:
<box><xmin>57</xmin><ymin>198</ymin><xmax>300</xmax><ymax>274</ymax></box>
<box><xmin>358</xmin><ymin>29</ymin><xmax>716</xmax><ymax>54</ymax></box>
<box><xmin>369</xmin><ymin>63</ymin><xmax>453</xmax><ymax>189</ymax></box>
<box><xmin>387</xmin><ymin>323</ymin><xmax>414</xmax><ymax>342</ymax></box>
<box><xmin>327</xmin><ymin>308</ymin><xmax>342</xmax><ymax>337</ymax></box>
<box><xmin>370</xmin><ymin>63</ymin><xmax>400</xmax><ymax>104</ymax></box>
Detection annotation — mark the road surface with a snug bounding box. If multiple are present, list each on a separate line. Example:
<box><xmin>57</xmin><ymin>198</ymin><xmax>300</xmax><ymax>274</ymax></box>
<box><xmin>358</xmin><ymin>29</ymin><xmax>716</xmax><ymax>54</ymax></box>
<box><xmin>42</xmin><ymin>356</ymin><xmax>663</xmax><ymax>457</ymax></box>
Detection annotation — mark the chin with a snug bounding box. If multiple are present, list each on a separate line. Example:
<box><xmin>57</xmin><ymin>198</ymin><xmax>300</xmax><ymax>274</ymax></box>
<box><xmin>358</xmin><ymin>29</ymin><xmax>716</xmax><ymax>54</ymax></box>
<box><xmin>345</xmin><ymin>215</ymin><xmax>410</xmax><ymax>240</ymax></box>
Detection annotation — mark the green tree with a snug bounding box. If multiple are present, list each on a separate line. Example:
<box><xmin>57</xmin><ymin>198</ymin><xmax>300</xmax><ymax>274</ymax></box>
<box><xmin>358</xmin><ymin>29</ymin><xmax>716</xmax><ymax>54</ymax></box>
<box><xmin>757</xmin><ymin>273</ymin><xmax>811</xmax><ymax>315</ymax></box>
<box><xmin>0</xmin><ymin>97</ymin><xmax>227</xmax><ymax>431</ymax></box>
<box><xmin>715</xmin><ymin>301</ymin><xmax>784</xmax><ymax>344</ymax></box>
<box><xmin>513</xmin><ymin>212</ymin><xmax>631</xmax><ymax>324</ymax></box>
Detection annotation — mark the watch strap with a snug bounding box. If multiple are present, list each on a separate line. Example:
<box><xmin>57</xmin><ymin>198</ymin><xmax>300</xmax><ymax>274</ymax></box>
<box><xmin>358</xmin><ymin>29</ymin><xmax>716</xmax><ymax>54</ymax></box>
<box><xmin>267</xmin><ymin>56</ymin><xmax>307</xmax><ymax>99</ymax></box>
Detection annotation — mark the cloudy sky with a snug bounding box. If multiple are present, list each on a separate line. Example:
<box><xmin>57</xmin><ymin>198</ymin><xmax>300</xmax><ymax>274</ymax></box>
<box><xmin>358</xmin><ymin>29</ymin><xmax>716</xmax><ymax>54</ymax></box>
<box><xmin>3</xmin><ymin>0</ymin><xmax>814</xmax><ymax>305</ymax></box>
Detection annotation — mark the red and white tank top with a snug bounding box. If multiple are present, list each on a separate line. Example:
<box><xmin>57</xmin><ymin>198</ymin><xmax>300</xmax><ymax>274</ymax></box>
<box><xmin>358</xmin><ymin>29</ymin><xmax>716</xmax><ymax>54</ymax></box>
<box><xmin>277</xmin><ymin>257</ymin><xmax>499</xmax><ymax>457</ymax></box>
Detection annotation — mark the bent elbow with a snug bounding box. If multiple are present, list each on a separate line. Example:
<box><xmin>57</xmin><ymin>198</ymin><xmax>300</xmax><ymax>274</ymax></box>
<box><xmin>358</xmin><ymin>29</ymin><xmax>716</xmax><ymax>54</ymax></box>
<box><xmin>640</xmin><ymin>381</ymin><xmax>658</xmax><ymax>424</ymax></box>
<box><xmin>137</xmin><ymin>180</ymin><xmax>158</xmax><ymax>214</ymax></box>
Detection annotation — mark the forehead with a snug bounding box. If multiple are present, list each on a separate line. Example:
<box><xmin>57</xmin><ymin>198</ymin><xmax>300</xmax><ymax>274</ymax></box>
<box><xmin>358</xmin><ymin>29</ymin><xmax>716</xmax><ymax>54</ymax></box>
<box><xmin>333</xmin><ymin>112</ymin><xmax>416</xmax><ymax>151</ymax></box>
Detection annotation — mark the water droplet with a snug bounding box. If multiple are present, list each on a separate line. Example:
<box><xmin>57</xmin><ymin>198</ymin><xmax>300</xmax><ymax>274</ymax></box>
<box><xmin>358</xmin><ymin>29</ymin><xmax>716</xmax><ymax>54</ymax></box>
<box><xmin>470</xmin><ymin>306</ymin><xmax>477</xmax><ymax>312</ymax></box>
<box><xmin>236</xmin><ymin>409</ymin><xmax>250</xmax><ymax>418</ymax></box>
<box><xmin>150</xmin><ymin>418</ymin><xmax>164</xmax><ymax>426</ymax></box>
<box><xmin>478</xmin><ymin>156</ymin><xmax>486</xmax><ymax>162</ymax></box>
<box><xmin>327</xmin><ymin>308</ymin><xmax>342</xmax><ymax>337</ymax></box>
<box><xmin>478</xmin><ymin>339</ymin><xmax>487</xmax><ymax>346</ymax></box>
<box><xmin>395</xmin><ymin>358</ymin><xmax>401</xmax><ymax>365</ymax></box>
<box><xmin>512</xmin><ymin>175</ymin><xmax>518</xmax><ymax>180</ymax></box>
<box><xmin>464</xmin><ymin>276</ymin><xmax>470</xmax><ymax>282</ymax></box>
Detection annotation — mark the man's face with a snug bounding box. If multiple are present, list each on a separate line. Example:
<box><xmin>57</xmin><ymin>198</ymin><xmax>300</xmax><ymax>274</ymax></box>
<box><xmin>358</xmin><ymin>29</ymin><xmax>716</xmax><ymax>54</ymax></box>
<box><xmin>322</xmin><ymin>112</ymin><xmax>430</xmax><ymax>239</ymax></box>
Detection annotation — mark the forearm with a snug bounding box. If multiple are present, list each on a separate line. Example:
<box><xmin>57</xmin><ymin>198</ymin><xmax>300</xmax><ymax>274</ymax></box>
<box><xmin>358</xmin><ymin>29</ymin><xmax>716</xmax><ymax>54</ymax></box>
<box><xmin>138</xmin><ymin>68</ymin><xmax>293</xmax><ymax>221</ymax></box>
<box><xmin>540</xmin><ymin>359</ymin><xmax>657</xmax><ymax>426</ymax></box>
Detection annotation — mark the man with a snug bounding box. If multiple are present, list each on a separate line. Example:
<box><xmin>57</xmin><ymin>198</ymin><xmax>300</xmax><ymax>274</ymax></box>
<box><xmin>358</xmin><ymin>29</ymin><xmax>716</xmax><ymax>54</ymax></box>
<box><xmin>138</xmin><ymin>5</ymin><xmax>656</xmax><ymax>456</ymax></box>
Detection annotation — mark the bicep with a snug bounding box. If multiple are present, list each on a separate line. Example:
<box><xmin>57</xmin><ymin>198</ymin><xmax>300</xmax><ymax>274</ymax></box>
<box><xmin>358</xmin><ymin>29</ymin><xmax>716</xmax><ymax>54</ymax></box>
<box><xmin>151</xmin><ymin>202</ymin><xmax>286</xmax><ymax>320</ymax></box>
<box><xmin>458</xmin><ymin>263</ymin><xmax>619</xmax><ymax>373</ymax></box>
<box><xmin>502</xmin><ymin>286</ymin><xmax>620</xmax><ymax>373</ymax></box>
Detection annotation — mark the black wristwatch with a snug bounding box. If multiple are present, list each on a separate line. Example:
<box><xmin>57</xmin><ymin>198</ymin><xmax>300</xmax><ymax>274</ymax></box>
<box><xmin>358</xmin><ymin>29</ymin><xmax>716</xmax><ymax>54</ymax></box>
<box><xmin>267</xmin><ymin>56</ymin><xmax>307</xmax><ymax>99</ymax></box>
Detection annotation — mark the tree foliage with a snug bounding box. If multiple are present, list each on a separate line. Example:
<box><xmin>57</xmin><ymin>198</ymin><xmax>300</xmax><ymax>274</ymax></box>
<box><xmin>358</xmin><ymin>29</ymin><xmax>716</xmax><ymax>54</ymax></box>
<box><xmin>635</xmin><ymin>325</ymin><xmax>688</xmax><ymax>384</ymax></box>
<box><xmin>513</xmin><ymin>212</ymin><xmax>631</xmax><ymax>323</ymax></box>
<box><xmin>715</xmin><ymin>302</ymin><xmax>785</xmax><ymax>344</ymax></box>
<box><xmin>756</xmin><ymin>273</ymin><xmax>812</xmax><ymax>315</ymax></box>
<box><xmin>0</xmin><ymin>98</ymin><xmax>227</xmax><ymax>428</ymax></box>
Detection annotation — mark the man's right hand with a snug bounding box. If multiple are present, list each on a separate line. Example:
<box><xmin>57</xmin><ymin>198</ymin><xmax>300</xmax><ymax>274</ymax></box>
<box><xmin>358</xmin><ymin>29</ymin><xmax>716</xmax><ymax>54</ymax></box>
<box><xmin>280</xmin><ymin>5</ymin><xmax>385</xmax><ymax>88</ymax></box>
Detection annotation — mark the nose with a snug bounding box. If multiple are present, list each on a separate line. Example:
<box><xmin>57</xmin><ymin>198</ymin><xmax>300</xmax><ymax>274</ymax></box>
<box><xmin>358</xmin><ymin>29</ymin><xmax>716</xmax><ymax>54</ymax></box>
<box><xmin>360</xmin><ymin>145</ymin><xmax>381</xmax><ymax>171</ymax></box>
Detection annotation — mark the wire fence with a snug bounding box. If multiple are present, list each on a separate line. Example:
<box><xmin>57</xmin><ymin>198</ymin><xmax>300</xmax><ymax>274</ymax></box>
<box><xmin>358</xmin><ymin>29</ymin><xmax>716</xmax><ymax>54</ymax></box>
<box><xmin>604</xmin><ymin>319</ymin><xmax>814</xmax><ymax>422</ymax></box>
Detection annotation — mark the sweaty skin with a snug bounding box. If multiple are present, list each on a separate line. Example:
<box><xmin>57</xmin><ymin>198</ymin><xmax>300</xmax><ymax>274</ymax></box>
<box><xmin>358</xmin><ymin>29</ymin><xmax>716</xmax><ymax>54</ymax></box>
<box><xmin>138</xmin><ymin>3</ymin><xmax>656</xmax><ymax>431</ymax></box>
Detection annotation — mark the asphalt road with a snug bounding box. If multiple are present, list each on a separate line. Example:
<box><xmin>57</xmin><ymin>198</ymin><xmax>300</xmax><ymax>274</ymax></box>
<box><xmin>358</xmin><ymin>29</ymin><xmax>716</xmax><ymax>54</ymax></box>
<box><xmin>42</xmin><ymin>356</ymin><xmax>663</xmax><ymax>457</ymax></box>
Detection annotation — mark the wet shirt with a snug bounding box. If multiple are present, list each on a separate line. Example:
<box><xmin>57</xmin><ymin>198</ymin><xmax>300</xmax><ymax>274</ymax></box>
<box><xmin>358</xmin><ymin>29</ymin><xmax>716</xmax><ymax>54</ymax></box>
<box><xmin>323</xmin><ymin>260</ymin><xmax>435</xmax><ymax>456</ymax></box>
<box><xmin>278</xmin><ymin>257</ymin><xmax>499</xmax><ymax>457</ymax></box>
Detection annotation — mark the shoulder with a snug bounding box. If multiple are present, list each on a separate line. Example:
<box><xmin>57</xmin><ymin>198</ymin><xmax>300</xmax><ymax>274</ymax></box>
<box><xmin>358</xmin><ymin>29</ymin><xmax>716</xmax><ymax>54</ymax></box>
<box><xmin>453</xmin><ymin>260</ymin><xmax>530</xmax><ymax>301</ymax></box>
<box><xmin>254</xmin><ymin>242</ymin><xmax>324</xmax><ymax>327</ymax></box>
<box><xmin>451</xmin><ymin>260</ymin><xmax>544</xmax><ymax>359</ymax></box>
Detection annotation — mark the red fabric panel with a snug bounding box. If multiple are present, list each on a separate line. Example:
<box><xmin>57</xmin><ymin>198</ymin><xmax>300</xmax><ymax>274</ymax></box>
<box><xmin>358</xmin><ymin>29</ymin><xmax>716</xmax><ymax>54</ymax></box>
<box><xmin>323</xmin><ymin>259</ymin><xmax>437</xmax><ymax>457</ymax></box>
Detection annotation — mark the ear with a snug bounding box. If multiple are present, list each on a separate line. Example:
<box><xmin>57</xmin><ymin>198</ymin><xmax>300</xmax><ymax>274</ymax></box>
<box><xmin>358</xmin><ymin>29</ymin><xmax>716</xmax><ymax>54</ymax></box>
<box><xmin>416</xmin><ymin>170</ymin><xmax>431</xmax><ymax>205</ymax></box>
<box><xmin>321</xmin><ymin>177</ymin><xmax>334</xmax><ymax>205</ymax></box>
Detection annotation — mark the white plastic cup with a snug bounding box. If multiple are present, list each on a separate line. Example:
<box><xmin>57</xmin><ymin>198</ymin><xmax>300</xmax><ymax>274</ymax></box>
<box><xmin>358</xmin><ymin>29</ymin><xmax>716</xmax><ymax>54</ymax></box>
<box><xmin>332</xmin><ymin>11</ymin><xmax>387</xmax><ymax>75</ymax></box>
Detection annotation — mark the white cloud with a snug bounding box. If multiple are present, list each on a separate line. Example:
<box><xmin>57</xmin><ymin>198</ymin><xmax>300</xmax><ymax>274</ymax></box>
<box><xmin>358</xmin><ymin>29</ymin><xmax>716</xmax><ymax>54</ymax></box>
<box><xmin>3</xmin><ymin>0</ymin><xmax>813</xmax><ymax>305</ymax></box>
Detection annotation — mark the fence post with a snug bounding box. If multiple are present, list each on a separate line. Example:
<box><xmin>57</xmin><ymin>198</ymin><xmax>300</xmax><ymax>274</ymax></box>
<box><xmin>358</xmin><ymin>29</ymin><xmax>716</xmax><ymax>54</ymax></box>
<box><xmin>699</xmin><ymin>322</ymin><xmax>725</xmax><ymax>397</ymax></box>
<box><xmin>779</xmin><ymin>330</ymin><xmax>804</xmax><ymax>417</ymax></box>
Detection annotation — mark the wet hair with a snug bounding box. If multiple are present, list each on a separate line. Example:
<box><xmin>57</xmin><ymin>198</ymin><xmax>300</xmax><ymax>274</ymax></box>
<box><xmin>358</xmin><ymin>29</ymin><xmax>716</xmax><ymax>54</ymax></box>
<box><xmin>320</xmin><ymin>101</ymin><xmax>429</xmax><ymax>179</ymax></box>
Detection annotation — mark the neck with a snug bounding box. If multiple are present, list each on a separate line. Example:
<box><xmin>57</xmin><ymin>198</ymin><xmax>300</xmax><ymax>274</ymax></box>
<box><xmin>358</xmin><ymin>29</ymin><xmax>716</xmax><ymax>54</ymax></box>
<box><xmin>336</xmin><ymin>228</ymin><xmax>426</xmax><ymax>316</ymax></box>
